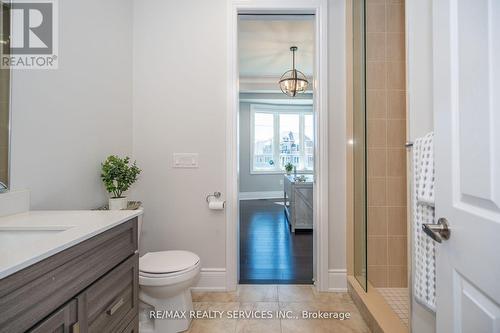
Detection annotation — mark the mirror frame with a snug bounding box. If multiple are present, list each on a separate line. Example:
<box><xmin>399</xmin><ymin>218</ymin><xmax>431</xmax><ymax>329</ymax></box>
<box><xmin>0</xmin><ymin>0</ymin><xmax>11</xmax><ymax>192</ymax></box>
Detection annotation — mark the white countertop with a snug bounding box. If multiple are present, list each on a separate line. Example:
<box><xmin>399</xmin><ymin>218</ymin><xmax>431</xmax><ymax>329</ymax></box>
<box><xmin>0</xmin><ymin>209</ymin><xmax>143</xmax><ymax>280</ymax></box>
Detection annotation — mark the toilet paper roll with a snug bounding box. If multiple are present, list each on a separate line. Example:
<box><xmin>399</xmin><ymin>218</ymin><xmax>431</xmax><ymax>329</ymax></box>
<box><xmin>208</xmin><ymin>200</ymin><xmax>225</xmax><ymax>210</ymax></box>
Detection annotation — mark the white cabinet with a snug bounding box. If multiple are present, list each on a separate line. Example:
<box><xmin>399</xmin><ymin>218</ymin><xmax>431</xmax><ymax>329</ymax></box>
<box><xmin>283</xmin><ymin>175</ymin><xmax>313</xmax><ymax>232</ymax></box>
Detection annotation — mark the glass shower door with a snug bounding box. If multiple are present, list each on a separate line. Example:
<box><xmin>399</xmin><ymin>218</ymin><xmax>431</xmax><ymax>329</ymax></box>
<box><xmin>352</xmin><ymin>0</ymin><xmax>367</xmax><ymax>291</ymax></box>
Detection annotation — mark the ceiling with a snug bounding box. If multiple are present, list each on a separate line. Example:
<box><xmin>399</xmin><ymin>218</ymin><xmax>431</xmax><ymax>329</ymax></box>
<box><xmin>238</xmin><ymin>16</ymin><xmax>314</xmax><ymax>79</ymax></box>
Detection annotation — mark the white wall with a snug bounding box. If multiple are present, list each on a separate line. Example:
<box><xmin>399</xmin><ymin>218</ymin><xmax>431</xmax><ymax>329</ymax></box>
<box><xmin>10</xmin><ymin>0</ymin><xmax>133</xmax><ymax>209</ymax></box>
<box><xmin>132</xmin><ymin>0</ymin><xmax>227</xmax><ymax>268</ymax></box>
<box><xmin>132</xmin><ymin>0</ymin><xmax>349</xmax><ymax>287</ymax></box>
<box><xmin>407</xmin><ymin>0</ymin><xmax>436</xmax><ymax>332</ymax></box>
<box><xmin>328</xmin><ymin>0</ymin><xmax>348</xmax><ymax>285</ymax></box>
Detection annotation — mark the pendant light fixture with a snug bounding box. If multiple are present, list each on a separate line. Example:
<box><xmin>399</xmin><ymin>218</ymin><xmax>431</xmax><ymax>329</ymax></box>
<box><xmin>279</xmin><ymin>46</ymin><xmax>309</xmax><ymax>97</ymax></box>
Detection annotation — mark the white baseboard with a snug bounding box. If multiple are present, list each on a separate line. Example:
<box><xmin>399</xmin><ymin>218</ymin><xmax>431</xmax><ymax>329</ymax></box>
<box><xmin>192</xmin><ymin>268</ymin><xmax>227</xmax><ymax>291</ymax></box>
<box><xmin>239</xmin><ymin>191</ymin><xmax>283</xmax><ymax>200</ymax></box>
<box><xmin>193</xmin><ymin>268</ymin><xmax>346</xmax><ymax>292</ymax></box>
<box><xmin>328</xmin><ymin>269</ymin><xmax>348</xmax><ymax>292</ymax></box>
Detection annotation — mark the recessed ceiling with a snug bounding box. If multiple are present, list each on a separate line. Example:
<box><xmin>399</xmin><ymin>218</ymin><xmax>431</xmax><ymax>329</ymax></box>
<box><xmin>238</xmin><ymin>16</ymin><xmax>314</xmax><ymax>79</ymax></box>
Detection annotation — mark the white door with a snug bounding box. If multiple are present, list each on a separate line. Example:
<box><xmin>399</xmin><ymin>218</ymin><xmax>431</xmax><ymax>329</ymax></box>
<box><xmin>433</xmin><ymin>0</ymin><xmax>500</xmax><ymax>332</ymax></box>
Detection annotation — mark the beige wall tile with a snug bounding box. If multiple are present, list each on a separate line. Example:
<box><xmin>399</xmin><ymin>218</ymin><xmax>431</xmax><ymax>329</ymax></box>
<box><xmin>368</xmin><ymin>236</ymin><xmax>388</xmax><ymax>265</ymax></box>
<box><xmin>368</xmin><ymin>149</ymin><xmax>387</xmax><ymax>177</ymax></box>
<box><xmin>387</xmin><ymin>148</ymin><xmax>406</xmax><ymax>176</ymax></box>
<box><xmin>388</xmin><ymin>236</ymin><xmax>407</xmax><ymax>266</ymax></box>
<box><xmin>368</xmin><ymin>177</ymin><xmax>387</xmax><ymax>206</ymax></box>
<box><xmin>387</xmin><ymin>207</ymin><xmax>407</xmax><ymax>236</ymax></box>
<box><xmin>387</xmin><ymin>90</ymin><xmax>406</xmax><ymax>119</ymax></box>
<box><xmin>387</xmin><ymin>3</ymin><xmax>404</xmax><ymax>33</ymax></box>
<box><xmin>365</xmin><ymin>0</ymin><xmax>408</xmax><ymax>292</ymax></box>
<box><xmin>366</xmin><ymin>33</ymin><xmax>386</xmax><ymax>61</ymax></box>
<box><xmin>386</xmin><ymin>177</ymin><xmax>407</xmax><ymax>206</ymax></box>
<box><xmin>368</xmin><ymin>266</ymin><xmax>388</xmax><ymax>287</ymax></box>
<box><xmin>367</xmin><ymin>119</ymin><xmax>387</xmax><ymax>147</ymax></box>
<box><xmin>387</xmin><ymin>119</ymin><xmax>406</xmax><ymax>147</ymax></box>
<box><xmin>387</xmin><ymin>33</ymin><xmax>405</xmax><ymax>61</ymax></box>
<box><xmin>387</xmin><ymin>266</ymin><xmax>407</xmax><ymax>287</ymax></box>
<box><xmin>366</xmin><ymin>3</ymin><xmax>386</xmax><ymax>33</ymax></box>
<box><xmin>367</xmin><ymin>90</ymin><xmax>387</xmax><ymax>119</ymax></box>
<box><xmin>387</xmin><ymin>61</ymin><xmax>405</xmax><ymax>89</ymax></box>
<box><xmin>368</xmin><ymin>207</ymin><xmax>388</xmax><ymax>236</ymax></box>
<box><xmin>366</xmin><ymin>62</ymin><xmax>387</xmax><ymax>89</ymax></box>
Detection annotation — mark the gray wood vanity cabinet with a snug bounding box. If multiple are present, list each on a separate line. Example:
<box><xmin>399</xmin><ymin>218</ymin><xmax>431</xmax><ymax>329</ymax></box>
<box><xmin>0</xmin><ymin>218</ymin><xmax>139</xmax><ymax>333</ymax></box>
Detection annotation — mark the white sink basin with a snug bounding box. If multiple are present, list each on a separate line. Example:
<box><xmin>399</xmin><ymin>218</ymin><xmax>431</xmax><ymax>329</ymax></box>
<box><xmin>0</xmin><ymin>226</ymin><xmax>74</xmax><ymax>249</ymax></box>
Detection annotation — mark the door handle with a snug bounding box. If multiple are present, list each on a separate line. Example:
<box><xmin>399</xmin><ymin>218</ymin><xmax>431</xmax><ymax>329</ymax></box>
<box><xmin>423</xmin><ymin>218</ymin><xmax>450</xmax><ymax>243</ymax></box>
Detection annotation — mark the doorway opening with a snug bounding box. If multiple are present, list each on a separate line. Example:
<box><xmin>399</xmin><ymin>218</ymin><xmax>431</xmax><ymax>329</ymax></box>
<box><xmin>237</xmin><ymin>15</ymin><xmax>315</xmax><ymax>285</ymax></box>
<box><xmin>226</xmin><ymin>0</ymin><xmax>329</xmax><ymax>292</ymax></box>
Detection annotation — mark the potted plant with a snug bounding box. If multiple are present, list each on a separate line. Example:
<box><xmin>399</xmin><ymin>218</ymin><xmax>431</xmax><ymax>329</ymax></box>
<box><xmin>284</xmin><ymin>162</ymin><xmax>294</xmax><ymax>176</ymax></box>
<box><xmin>101</xmin><ymin>155</ymin><xmax>141</xmax><ymax>210</ymax></box>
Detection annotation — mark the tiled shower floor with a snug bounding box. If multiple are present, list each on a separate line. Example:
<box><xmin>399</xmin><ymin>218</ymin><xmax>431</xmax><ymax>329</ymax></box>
<box><xmin>377</xmin><ymin>288</ymin><xmax>409</xmax><ymax>326</ymax></box>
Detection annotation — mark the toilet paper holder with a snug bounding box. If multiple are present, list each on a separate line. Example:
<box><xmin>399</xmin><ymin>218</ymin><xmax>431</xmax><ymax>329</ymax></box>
<box><xmin>206</xmin><ymin>191</ymin><xmax>222</xmax><ymax>203</ymax></box>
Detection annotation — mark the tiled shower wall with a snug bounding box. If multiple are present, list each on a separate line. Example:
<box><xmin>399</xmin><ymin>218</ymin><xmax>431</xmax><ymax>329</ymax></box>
<box><xmin>366</xmin><ymin>0</ymin><xmax>407</xmax><ymax>288</ymax></box>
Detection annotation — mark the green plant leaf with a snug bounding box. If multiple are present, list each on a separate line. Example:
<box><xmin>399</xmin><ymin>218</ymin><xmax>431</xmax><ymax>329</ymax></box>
<box><xmin>101</xmin><ymin>155</ymin><xmax>142</xmax><ymax>198</ymax></box>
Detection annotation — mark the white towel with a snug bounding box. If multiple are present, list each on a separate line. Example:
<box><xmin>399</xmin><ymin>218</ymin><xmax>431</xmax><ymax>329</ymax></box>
<box><xmin>413</xmin><ymin>132</ymin><xmax>436</xmax><ymax>312</ymax></box>
<box><xmin>416</xmin><ymin>132</ymin><xmax>435</xmax><ymax>206</ymax></box>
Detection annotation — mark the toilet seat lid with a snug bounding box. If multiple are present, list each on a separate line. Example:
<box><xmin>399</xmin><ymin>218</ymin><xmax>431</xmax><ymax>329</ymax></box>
<box><xmin>139</xmin><ymin>250</ymin><xmax>200</xmax><ymax>274</ymax></box>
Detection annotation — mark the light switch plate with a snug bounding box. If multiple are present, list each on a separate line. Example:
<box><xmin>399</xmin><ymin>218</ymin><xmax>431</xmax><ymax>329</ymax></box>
<box><xmin>172</xmin><ymin>153</ymin><xmax>199</xmax><ymax>168</ymax></box>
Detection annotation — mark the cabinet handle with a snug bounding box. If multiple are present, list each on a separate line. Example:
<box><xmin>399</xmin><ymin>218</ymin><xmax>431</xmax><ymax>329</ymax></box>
<box><xmin>72</xmin><ymin>322</ymin><xmax>80</xmax><ymax>333</ymax></box>
<box><xmin>106</xmin><ymin>298</ymin><xmax>125</xmax><ymax>316</ymax></box>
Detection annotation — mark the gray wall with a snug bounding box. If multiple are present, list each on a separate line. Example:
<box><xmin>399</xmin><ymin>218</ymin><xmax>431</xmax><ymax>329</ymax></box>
<box><xmin>133</xmin><ymin>0</ymin><xmax>227</xmax><ymax>268</ymax></box>
<box><xmin>10</xmin><ymin>0</ymin><xmax>133</xmax><ymax>209</ymax></box>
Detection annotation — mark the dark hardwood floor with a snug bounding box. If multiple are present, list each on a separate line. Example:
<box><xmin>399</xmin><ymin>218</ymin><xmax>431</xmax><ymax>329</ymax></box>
<box><xmin>239</xmin><ymin>199</ymin><xmax>313</xmax><ymax>284</ymax></box>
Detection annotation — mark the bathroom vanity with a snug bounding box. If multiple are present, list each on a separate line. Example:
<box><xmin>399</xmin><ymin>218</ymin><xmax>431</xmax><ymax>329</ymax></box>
<box><xmin>0</xmin><ymin>210</ymin><xmax>142</xmax><ymax>333</ymax></box>
<box><xmin>283</xmin><ymin>175</ymin><xmax>313</xmax><ymax>232</ymax></box>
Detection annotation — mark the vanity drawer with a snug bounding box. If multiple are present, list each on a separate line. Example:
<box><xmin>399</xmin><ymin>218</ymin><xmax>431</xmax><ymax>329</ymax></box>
<box><xmin>80</xmin><ymin>253</ymin><xmax>139</xmax><ymax>333</ymax></box>
<box><xmin>28</xmin><ymin>299</ymin><xmax>78</xmax><ymax>333</ymax></box>
<box><xmin>119</xmin><ymin>315</ymin><xmax>139</xmax><ymax>333</ymax></box>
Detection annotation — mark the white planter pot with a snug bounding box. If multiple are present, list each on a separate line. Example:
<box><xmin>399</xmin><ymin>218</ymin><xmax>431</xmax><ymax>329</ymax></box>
<box><xmin>109</xmin><ymin>197</ymin><xmax>127</xmax><ymax>210</ymax></box>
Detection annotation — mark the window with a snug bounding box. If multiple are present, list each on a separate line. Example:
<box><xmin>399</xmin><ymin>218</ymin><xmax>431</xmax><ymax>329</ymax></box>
<box><xmin>251</xmin><ymin>104</ymin><xmax>314</xmax><ymax>173</ymax></box>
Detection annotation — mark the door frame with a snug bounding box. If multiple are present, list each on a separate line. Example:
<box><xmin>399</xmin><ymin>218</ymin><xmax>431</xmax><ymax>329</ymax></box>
<box><xmin>226</xmin><ymin>0</ymin><xmax>329</xmax><ymax>291</ymax></box>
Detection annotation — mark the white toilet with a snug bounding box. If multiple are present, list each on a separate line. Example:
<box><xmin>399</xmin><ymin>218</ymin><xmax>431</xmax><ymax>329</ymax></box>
<box><xmin>137</xmin><ymin>213</ymin><xmax>201</xmax><ymax>333</ymax></box>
